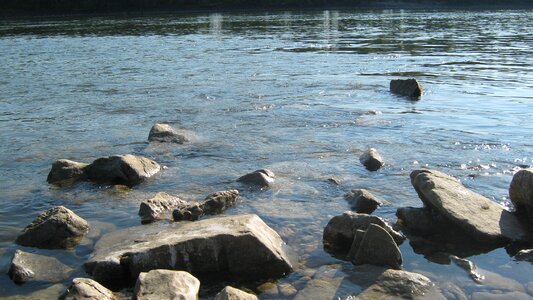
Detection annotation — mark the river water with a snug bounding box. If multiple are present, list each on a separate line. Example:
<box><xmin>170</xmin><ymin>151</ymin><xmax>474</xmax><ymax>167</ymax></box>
<box><xmin>0</xmin><ymin>9</ymin><xmax>532</xmax><ymax>299</ymax></box>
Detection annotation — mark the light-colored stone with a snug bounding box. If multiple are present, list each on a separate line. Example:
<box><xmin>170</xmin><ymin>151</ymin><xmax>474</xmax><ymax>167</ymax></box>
<box><xmin>63</xmin><ymin>278</ymin><xmax>115</xmax><ymax>300</ymax></box>
<box><xmin>84</xmin><ymin>154</ymin><xmax>160</xmax><ymax>186</ymax></box>
<box><xmin>344</xmin><ymin>189</ymin><xmax>384</xmax><ymax>214</ymax></box>
<box><xmin>510</xmin><ymin>169</ymin><xmax>533</xmax><ymax>223</ymax></box>
<box><xmin>85</xmin><ymin>214</ymin><xmax>293</xmax><ymax>287</ymax></box>
<box><xmin>8</xmin><ymin>250</ymin><xmax>73</xmax><ymax>284</ymax></box>
<box><xmin>214</xmin><ymin>286</ymin><xmax>258</xmax><ymax>300</ymax></box>
<box><xmin>16</xmin><ymin>206</ymin><xmax>88</xmax><ymax>249</ymax></box>
<box><xmin>47</xmin><ymin>159</ymin><xmax>88</xmax><ymax>185</ymax></box>
<box><xmin>411</xmin><ymin>169</ymin><xmax>530</xmax><ymax>244</ymax></box>
<box><xmin>352</xmin><ymin>224</ymin><xmax>403</xmax><ymax>270</ymax></box>
<box><xmin>390</xmin><ymin>78</ymin><xmax>423</xmax><ymax>98</ymax></box>
<box><xmin>237</xmin><ymin>169</ymin><xmax>275</xmax><ymax>187</ymax></box>
<box><xmin>134</xmin><ymin>269</ymin><xmax>199</xmax><ymax>300</ymax></box>
<box><xmin>139</xmin><ymin>192</ymin><xmax>186</xmax><ymax>224</ymax></box>
<box><xmin>148</xmin><ymin>123</ymin><xmax>189</xmax><ymax>144</ymax></box>
<box><xmin>278</xmin><ymin>283</ymin><xmax>297</xmax><ymax>298</ymax></box>
<box><xmin>355</xmin><ymin>269</ymin><xmax>434</xmax><ymax>299</ymax></box>
<box><xmin>359</xmin><ymin>148</ymin><xmax>384</xmax><ymax>171</ymax></box>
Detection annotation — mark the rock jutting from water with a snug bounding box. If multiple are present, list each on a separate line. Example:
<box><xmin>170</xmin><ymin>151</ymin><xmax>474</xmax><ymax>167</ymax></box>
<box><xmin>354</xmin><ymin>269</ymin><xmax>436</xmax><ymax>299</ymax></box>
<box><xmin>515</xmin><ymin>249</ymin><xmax>533</xmax><ymax>262</ymax></box>
<box><xmin>350</xmin><ymin>223</ymin><xmax>403</xmax><ymax>270</ymax></box>
<box><xmin>389</xmin><ymin>78</ymin><xmax>423</xmax><ymax>98</ymax></box>
<box><xmin>172</xmin><ymin>189</ymin><xmax>240</xmax><ymax>221</ymax></box>
<box><xmin>134</xmin><ymin>269</ymin><xmax>200</xmax><ymax>300</ymax></box>
<box><xmin>148</xmin><ymin>123</ymin><xmax>189</xmax><ymax>144</ymax></box>
<box><xmin>139</xmin><ymin>192</ymin><xmax>187</xmax><ymax>224</ymax></box>
<box><xmin>359</xmin><ymin>148</ymin><xmax>384</xmax><ymax>171</ymax></box>
<box><xmin>8</xmin><ymin>250</ymin><xmax>73</xmax><ymax>284</ymax></box>
<box><xmin>85</xmin><ymin>214</ymin><xmax>293</xmax><ymax>287</ymax></box>
<box><xmin>47</xmin><ymin>154</ymin><xmax>161</xmax><ymax>186</ymax></box>
<box><xmin>509</xmin><ymin>168</ymin><xmax>533</xmax><ymax>223</ymax></box>
<box><xmin>15</xmin><ymin>206</ymin><xmax>89</xmax><ymax>249</ymax></box>
<box><xmin>237</xmin><ymin>169</ymin><xmax>275</xmax><ymax>187</ymax></box>
<box><xmin>62</xmin><ymin>278</ymin><xmax>115</xmax><ymax>300</ymax></box>
<box><xmin>344</xmin><ymin>189</ymin><xmax>384</xmax><ymax>214</ymax></box>
<box><xmin>214</xmin><ymin>286</ymin><xmax>259</xmax><ymax>300</ymax></box>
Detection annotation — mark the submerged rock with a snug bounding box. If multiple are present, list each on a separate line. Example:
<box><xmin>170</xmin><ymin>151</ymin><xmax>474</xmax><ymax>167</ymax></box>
<box><xmin>390</xmin><ymin>78</ymin><xmax>423</xmax><ymax>98</ymax></box>
<box><xmin>8</xmin><ymin>250</ymin><xmax>73</xmax><ymax>284</ymax></box>
<box><xmin>410</xmin><ymin>169</ymin><xmax>529</xmax><ymax>244</ymax></box>
<box><xmin>472</xmin><ymin>291</ymin><xmax>531</xmax><ymax>300</ymax></box>
<box><xmin>62</xmin><ymin>278</ymin><xmax>115</xmax><ymax>300</ymax></box>
<box><xmin>359</xmin><ymin>148</ymin><xmax>384</xmax><ymax>171</ymax></box>
<box><xmin>351</xmin><ymin>224</ymin><xmax>403</xmax><ymax>270</ymax></box>
<box><xmin>355</xmin><ymin>269</ymin><xmax>435</xmax><ymax>299</ymax></box>
<box><xmin>47</xmin><ymin>159</ymin><xmax>88</xmax><ymax>185</ymax></box>
<box><xmin>16</xmin><ymin>206</ymin><xmax>89</xmax><ymax>249</ymax></box>
<box><xmin>148</xmin><ymin>123</ymin><xmax>189</xmax><ymax>144</ymax></box>
<box><xmin>344</xmin><ymin>189</ymin><xmax>384</xmax><ymax>214</ymax></box>
<box><xmin>237</xmin><ymin>169</ymin><xmax>275</xmax><ymax>187</ymax></box>
<box><xmin>214</xmin><ymin>286</ymin><xmax>258</xmax><ymax>300</ymax></box>
<box><xmin>134</xmin><ymin>269</ymin><xmax>199</xmax><ymax>300</ymax></box>
<box><xmin>139</xmin><ymin>192</ymin><xmax>186</xmax><ymax>224</ymax></box>
<box><xmin>509</xmin><ymin>168</ymin><xmax>533</xmax><ymax>223</ymax></box>
<box><xmin>323</xmin><ymin>211</ymin><xmax>404</xmax><ymax>252</ymax></box>
<box><xmin>84</xmin><ymin>154</ymin><xmax>160</xmax><ymax>186</ymax></box>
<box><xmin>85</xmin><ymin>214</ymin><xmax>293</xmax><ymax>287</ymax></box>
<box><xmin>172</xmin><ymin>189</ymin><xmax>239</xmax><ymax>222</ymax></box>
<box><xmin>450</xmin><ymin>255</ymin><xmax>484</xmax><ymax>283</ymax></box>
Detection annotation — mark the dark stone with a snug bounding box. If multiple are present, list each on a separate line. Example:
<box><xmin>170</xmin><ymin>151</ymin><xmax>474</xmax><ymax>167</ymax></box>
<box><xmin>515</xmin><ymin>249</ymin><xmax>533</xmax><ymax>262</ymax></box>
<box><xmin>509</xmin><ymin>168</ymin><xmax>533</xmax><ymax>223</ymax></box>
<box><xmin>390</xmin><ymin>78</ymin><xmax>423</xmax><ymax>98</ymax></box>
<box><xmin>148</xmin><ymin>123</ymin><xmax>189</xmax><ymax>144</ymax></box>
<box><xmin>85</xmin><ymin>154</ymin><xmax>160</xmax><ymax>186</ymax></box>
<box><xmin>352</xmin><ymin>224</ymin><xmax>403</xmax><ymax>270</ymax></box>
<box><xmin>237</xmin><ymin>169</ymin><xmax>275</xmax><ymax>187</ymax></box>
<box><xmin>344</xmin><ymin>189</ymin><xmax>383</xmax><ymax>214</ymax></box>
<box><xmin>359</xmin><ymin>148</ymin><xmax>384</xmax><ymax>171</ymax></box>
<box><xmin>172</xmin><ymin>190</ymin><xmax>239</xmax><ymax>222</ymax></box>
<box><xmin>47</xmin><ymin>159</ymin><xmax>88</xmax><ymax>185</ymax></box>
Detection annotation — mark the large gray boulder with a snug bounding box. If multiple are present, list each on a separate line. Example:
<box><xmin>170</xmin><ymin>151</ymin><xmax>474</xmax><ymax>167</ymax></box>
<box><xmin>134</xmin><ymin>270</ymin><xmax>199</xmax><ymax>300</ymax></box>
<box><xmin>237</xmin><ymin>169</ymin><xmax>275</xmax><ymax>187</ymax></box>
<box><xmin>411</xmin><ymin>169</ymin><xmax>530</xmax><ymax>244</ymax></box>
<box><xmin>84</xmin><ymin>154</ymin><xmax>160</xmax><ymax>186</ymax></box>
<box><xmin>173</xmin><ymin>190</ymin><xmax>239</xmax><ymax>221</ymax></box>
<box><xmin>8</xmin><ymin>250</ymin><xmax>73</xmax><ymax>284</ymax></box>
<box><xmin>214</xmin><ymin>286</ymin><xmax>258</xmax><ymax>300</ymax></box>
<box><xmin>323</xmin><ymin>211</ymin><xmax>404</xmax><ymax>252</ymax></box>
<box><xmin>355</xmin><ymin>269</ymin><xmax>436</xmax><ymax>299</ymax></box>
<box><xmin>139</xmin><ymin>192</ymin><xmax>187</xmax><ymax>224</ymax></box>
<box><xmin>359</xmin><ymin>148</ymin><xmax>384</xmax><ymax>171</ymax></box>
<box><xmin>509</xmin><ymin>169</ymin><xmax>533</xmax><ymax>223</ymax></box>
<box><xmin>148</xmin><ymin>123</ymin><xmax>189</xmax><ymax>144</ymax></box>
<box><xmin>351</xmin><ymin>224</ymin><xmax>403</xmax><ymax>270</ymax></box>
<box><xmin>47</xmin><ymin>159</ymin><xmax>88</xmax><ymax>185</ymax></box>
<box><xmin>85</xmin><ymin>214</ymin><xmax>293</xmax><ymax>287</ymax></box>
<box><xmin>390</xmin><ymin>78</ymin><xmax>423</xmax><ymax>98</ymax></box>
<box><xmin>16</xmin><ymin>206</ymin><xmax>89</xmax><ymax>249</ymax></box>
<box><xmin>62</xmin><ymin>278</ymin><xmax>115</xmax><ymax>300</ymax></box>
<box><xmin>344</xmin><ymin>189</ymin><xmax>384</xmax><ymax>214</ymax></box>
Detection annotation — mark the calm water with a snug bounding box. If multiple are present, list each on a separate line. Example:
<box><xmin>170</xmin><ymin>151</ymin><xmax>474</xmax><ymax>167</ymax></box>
<box><xmin>0</xmin><ymin>9</ymin><xmax>532</xmax><ymax>299</ymax></box>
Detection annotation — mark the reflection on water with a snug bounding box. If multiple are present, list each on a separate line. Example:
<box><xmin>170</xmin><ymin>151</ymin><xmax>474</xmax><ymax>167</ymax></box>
<box><xmin>0</xmin><ymin>9</ymin><xmax>532</xmax><ymax>299</ymax></box>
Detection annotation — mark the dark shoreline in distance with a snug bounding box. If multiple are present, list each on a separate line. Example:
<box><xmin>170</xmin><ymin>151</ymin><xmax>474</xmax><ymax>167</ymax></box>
<box><xmin>1</xmin><ymin>1</ymin><xmax>532</xmax><ymax>20</ymax></box>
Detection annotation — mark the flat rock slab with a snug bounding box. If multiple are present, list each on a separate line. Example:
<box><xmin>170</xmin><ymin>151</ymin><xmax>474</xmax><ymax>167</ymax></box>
<box><xmin>411</xmin><ymin>169</ymin><xmax>530</xmax><ymax>244</ymax></box>
<box><xmin>134</xmin><ymin>269</ymin><xmax>199</xmax><ymax>300</ymax></box>
<box><xmin>85</xmin><ymin>214</ymin><xmax>293</xmax><ymax>287</ymax></box>
<box><xmin>355</xmin><ymin>269</ymin><xmax>437</xmax><ymax>299</ymax></box>
<box><xmin>8</xmin><ymin>250</ymin><xmax>73</xmax><ymax>284</ymax></box>
<box><xmin>63</xmin><ymin>278</ymin><xmax>115</xmax><ymax>300</ymax></box>
<box><xmin>16</xmin><ymin>206</ymin><xmax>88</xmax><ymax>249</ymax></box>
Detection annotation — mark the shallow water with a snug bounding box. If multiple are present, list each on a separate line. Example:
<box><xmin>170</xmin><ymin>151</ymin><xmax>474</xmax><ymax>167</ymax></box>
<box><xmin>0</xmin><ymin>9</ymin><xmax>532</xmax><ymax>299</ymax></box>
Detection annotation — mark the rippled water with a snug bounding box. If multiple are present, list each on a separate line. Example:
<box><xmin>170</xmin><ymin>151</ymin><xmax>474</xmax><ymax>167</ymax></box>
<box><xmin>0</xmin><ymin>9</ymin><xmax>532</xmax><ymax>299</ymax></box>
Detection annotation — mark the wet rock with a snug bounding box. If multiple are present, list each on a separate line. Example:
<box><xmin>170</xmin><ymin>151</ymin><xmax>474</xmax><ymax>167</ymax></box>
<box><xmin>278</xmin><ymin>283</ymin><xmax>297</xmax><ymax>298</ymax></box>
<box><xmin>509</xmin><ymin>169</ymin><xmax>533</xmax><ymax>223</ymax></box>
<box><xmin>411</xmin><ymin>169</ymin><xmax>530</xmax><ymax>244</ymax></box>
<box><xmin>390</xmin><ymin>78</ymin><xmax>423</xmax><ymax>98</ymax></box>
<box><xmin>344</xmin><ymin>189</ymin><xmax>384</xmax><ymax>214</ymax></box>
<box><xmin>172</xmin><ymin>190</ymin><xmax>239</xmax><ymax>222</ymax></box>
<box><xmin>395</xmin><ymin>207</ymin><xmax>435</xmax><ymax>236</ymax></box>
<box><xmin>327</xmin><ymin>177</ymin><xmax>341</xmax><ymax>185</ymax></box>
<box><xmin>359</xmin><ymin>148</ymin><xmax>384</xmax><ymax>171</ymax></box>
<box><xmin>62</xmin><ymin>278</ymin><xmax>115</xmax><ymax>300</ymax></box>
<box><xmin>356</xmin><ymin>269</ymin><xmax>434</xmax><ymax>299</ymax></box>
<box><xmin>148</xmin><ymin>123</ymin><xmax>188</xmax><ymax>144</ymax></box>
<box><xmin>85</xmin><ymin>214</ymin><xmax>293</xmax><ymax>287</ymax></box>
<box><xmin>47</xmin><ymin>159</ymin><xmax>88</xmax><ymax>185</ymax></box>
<box><xmin>134</xmin><ymin>269</ymin><xmax>199</xmax><ymax>300</ymax></box>
<box><xmin>294</xmin><ymin>277</ymin><xmax>343</xmax><ymax>300</ymax></box>
<box><xmin>237</xmin><ymin>169</ymin><xmax>275</xmax><ymax>187</ymax></box>
<box><xmin>8</xmin><ymin>250</ymin><xmax>73</xmax><ymax>284</ymax></box>
<box><xmin>515</xmin><ymin>249</ymin><xmax>533</xmax><ymax>262</ymax></box>
<box><xmin>85</xmin><ymin>154</ymin><xmax>160</xmax><ymax>186</ymax></box>
<box><xmin>351</xmin><ymin>224</ymin><xmax>403</xmax><ymax>270</ymax></box>
<box><xmin>450</xmin><ymin>255</ymin><xmax>484</xmax><ymax>283</ymax></box>
<box><xmin>323</xmin><ymin>211</ymin><xmax>404</xmax><ymax>252</ymax></box>
<box><xmin>16</xmin><ymin>206</ymin><xmax>89</xmax><ymax>249</ymax></box>
<box><xmin>257</xmin><ymin>282</ymin><xmax>279</xmax><ymax>298</ymax></box>
<box><xmin>347</xmin><ymin>230</ymin><xmax>366</xmax><ymax>260</ymax></box>
<box><xmin>139</xmin><ymin>192</ymin><xmax>186</xmax><ymax>224</ymax></box>
<box><xmin>214</xmin><ymin>286</ymin><xmax>258</xmax><ymax>300</ymax></box>
<box><xmin>472</xmin><ymin>291</ymin><xmax>531</xmax><ymax>300</ymax></box>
